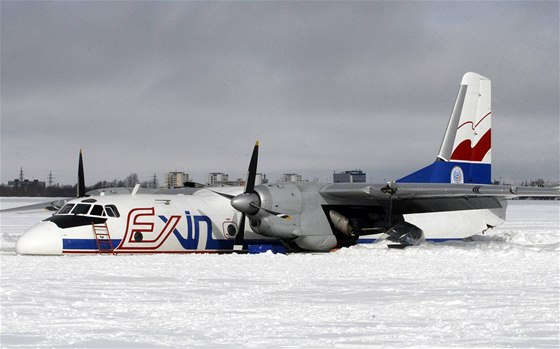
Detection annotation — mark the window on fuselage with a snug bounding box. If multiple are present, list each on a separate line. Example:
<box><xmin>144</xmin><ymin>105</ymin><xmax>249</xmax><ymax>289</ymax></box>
<box><xmin>71</xmin><ymin>204</ymin><xmax>91</xmax><ymax>215</ymax></box>
<box><xmin>104</xmin><ymin>205</ymin><xmax>120</xmax><ymax>218</ymax></box>
<box><xmin>58</xmin><ymin>204</ymin><xmax>75</xmax><ymax>214</ymax></box>
<box><xmin>90</xmin><ymin>205</ymin><xmax>106</xmax><ymax>217</ymax></box>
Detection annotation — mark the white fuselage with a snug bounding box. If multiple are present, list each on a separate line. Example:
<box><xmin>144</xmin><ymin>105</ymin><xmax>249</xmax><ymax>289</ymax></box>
<box><xmin>15</xmin><ymin>185</ymin><xmax>508</xmax><ymax>255</ymax></box>
<box><xmin>16</xmin><ymin>188</ymin><xmax>278</xmax><ymax>255</ymax></box>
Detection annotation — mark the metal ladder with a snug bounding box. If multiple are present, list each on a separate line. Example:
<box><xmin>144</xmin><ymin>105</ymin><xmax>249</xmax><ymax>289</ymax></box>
<box><xmin>92</xmin><ymin>222</ymin><xmax>115</xmax><ymax>254</ymax></box>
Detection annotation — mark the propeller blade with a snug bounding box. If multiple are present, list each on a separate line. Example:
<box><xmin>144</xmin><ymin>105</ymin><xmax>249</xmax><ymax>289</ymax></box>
<box><xmin>233</xmin><ymin>213</ymin><xmax>245</xmax><ymax>252</ymax></box>
<box><xmin>77</xmin><ymin>150</ymin><xmax>86</xmax><ymax>198</ymax></box>
<box><xmin>245</xmin><ymin>141</ymin><xmax>259</xmax><ymax>193</ymax></box>
<box><xmin>209</xmin><ymin>190</ymin><xmax>235</xmax><ymax>200</ymax></box>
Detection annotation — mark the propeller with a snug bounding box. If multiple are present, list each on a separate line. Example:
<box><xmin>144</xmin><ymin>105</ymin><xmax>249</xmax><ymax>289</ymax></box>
<box><xmin>211</xmin><ymin>141</ymin><xmax>290</xmax><ymax>252</ymax></box>
<box><xmin>232</xmin><ymin>141</ymin><xmax>260</xmax><ymax>251</ymax></box>
<box><xmin>77</xmin><ymin>149</ymin><xmax>86</xmax><ymax>198</ymax></box>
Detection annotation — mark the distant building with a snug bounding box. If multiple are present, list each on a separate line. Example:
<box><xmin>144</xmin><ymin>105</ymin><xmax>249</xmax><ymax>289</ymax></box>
<box><xmin>165</xmin><ymin>172</ymin><xmax>190</xmax><ymax>189</ymax></box>
<box><xmin>256</xmin><ymin>173</ymin><xmax>268</xmax><ymax>185</ymax></box>
<box><xmin>208</xmin><ymin>172</ymin><xmax>268</xmax><ymax>186</ymax></box>
<box><xmin>281</xmin><ymin>173</ymin><xmax>302</xmax><ymax>182</ymax></box>
<box><xmin>208</xmin><ymin>172</ymin><xmax>229</xmax><ymax>185</ymax></box>
<box><xmin>333</xmin><ymin>170</ymin><xmax>366</xmax><ymax>183</ymax></box>
<box><xmin>7</xmin><ymin>178</ymin><xmax>46</xmax><ymax>189</ymax></box>
<box><xmin>208</xmin><ymin>172</ymin><xmax>244</xmax><ymax>186</ymax></box>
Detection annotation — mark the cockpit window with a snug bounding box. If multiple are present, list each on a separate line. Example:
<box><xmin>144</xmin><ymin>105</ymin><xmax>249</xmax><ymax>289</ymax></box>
<box><xmin>58</xmin><ymin>204</ymin><xmax>75</xmax><ymax>214</ymax></box>
<box><xmin>90</xmin><ymin>205</ymin><xmax>106</xmax><ymax>217</ymax></box>
<box><xmin>71</xmin><ymin>204</ymin><xmax>91</xmax><ymax>215</ymax></box>
<box><xmin>105</xmin><ymin>205</ymin><xmax>120</xmax><ymax>218</ymax></box>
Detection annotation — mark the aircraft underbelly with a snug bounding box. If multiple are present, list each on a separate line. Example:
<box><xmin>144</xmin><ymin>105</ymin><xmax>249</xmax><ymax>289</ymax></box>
<box><xmin>403</xmin><ymin>206</ymin><xmax>506</xmax><ymax>240</ymax></box>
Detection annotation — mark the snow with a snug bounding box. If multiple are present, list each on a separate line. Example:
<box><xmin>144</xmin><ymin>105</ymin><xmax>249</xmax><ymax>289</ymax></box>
<box><xmin>1</xmin><ymin>198</ymin><xmax>559</xmax><ymax>348</ymax></box>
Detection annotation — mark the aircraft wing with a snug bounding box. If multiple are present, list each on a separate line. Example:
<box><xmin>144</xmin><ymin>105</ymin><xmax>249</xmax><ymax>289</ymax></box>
<box><xmin>320</xmin><ymin>182</ymin><xmax>560</xmax><ymax>201</ymax></box>
<box><xmin>0</xmin><ymin>198</ymin><xmax>68</xmax><ymax>212</ymax></box>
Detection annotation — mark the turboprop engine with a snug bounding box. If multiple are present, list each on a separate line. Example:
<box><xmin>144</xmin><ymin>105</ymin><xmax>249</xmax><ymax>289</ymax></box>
<box><xmin>213</xmin><ymin>142</ymin><xmax>337</xmax><ymax>252</ymax></box>
<box><xmin>246</xmin><ymin>182</ymin><xmax>338</xmax><ymax>252</ymax></box>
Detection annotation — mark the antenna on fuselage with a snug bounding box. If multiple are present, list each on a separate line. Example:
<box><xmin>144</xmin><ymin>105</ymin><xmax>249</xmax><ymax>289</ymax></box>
<box><xmin>131</xmin><ymin>183</ymin><xmax>140</xmax><ymax>195</ymax></box>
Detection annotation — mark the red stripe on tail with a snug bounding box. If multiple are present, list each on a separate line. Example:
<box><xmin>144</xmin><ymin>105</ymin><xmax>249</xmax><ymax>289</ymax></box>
<box><xmin>450</xmin><ymin>129</ymin><xmax>491</xmax><ymax>162</ymax></box>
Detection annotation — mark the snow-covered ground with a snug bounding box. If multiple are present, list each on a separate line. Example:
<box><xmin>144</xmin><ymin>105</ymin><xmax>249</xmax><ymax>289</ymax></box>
<box><xmin>1</xmin><ymin>198</ymin><xmax>559</xmax><ymax>348</ymax></box>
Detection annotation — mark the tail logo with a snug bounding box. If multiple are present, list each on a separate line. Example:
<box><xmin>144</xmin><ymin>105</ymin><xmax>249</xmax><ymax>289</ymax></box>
<box><xmin>450</xmin><ymin>112</ymin><xmax>492</xmax><ymax>162</ymax></box>
<box><xmin>451</xmin><ymin>166</ymin><xmax>464</xmax><ymax>184</ymax></box>
<box><xmin>450</xmin><ymin>129</ymin><xmax>491</xmax><ymax>162</ymax></box>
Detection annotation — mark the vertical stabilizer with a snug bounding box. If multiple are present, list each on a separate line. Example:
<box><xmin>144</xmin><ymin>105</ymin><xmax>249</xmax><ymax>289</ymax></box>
<box><xmin>398</xmin><ymin>73</ymin><xmax>492</xmax><ymax>184</ymax></box>
<box><xmin>438</xmin><ymin>72</ymin><xmax>491</xmax><ymax>163</ymax></box>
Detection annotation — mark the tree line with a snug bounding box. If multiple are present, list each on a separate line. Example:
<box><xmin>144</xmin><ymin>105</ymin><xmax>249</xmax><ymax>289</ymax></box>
<box><xmin>0</xmin><ymin>173</ymin><xmax>158</xmax><ymax>197</ymax></box>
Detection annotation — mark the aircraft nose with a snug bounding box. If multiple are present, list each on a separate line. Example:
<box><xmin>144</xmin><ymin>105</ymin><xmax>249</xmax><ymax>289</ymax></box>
<box><xmin>15</xmin><ymin>221</ymin><xmax>63</xmax><ymax>255</ymax></box>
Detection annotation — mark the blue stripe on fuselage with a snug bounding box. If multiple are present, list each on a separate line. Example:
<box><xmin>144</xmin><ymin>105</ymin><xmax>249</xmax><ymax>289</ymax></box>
<box><xmin>63</xmin><ymin>238</ymin><xmax>121</xmax><ymax>250</ymax></box>
<box><xmin>62</xmin><ymin>238</ymin><xmax>282</xmax><ymax>251</ymax></box>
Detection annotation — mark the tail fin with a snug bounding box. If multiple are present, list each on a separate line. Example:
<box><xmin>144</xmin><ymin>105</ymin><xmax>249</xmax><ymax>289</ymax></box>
<box><xmin>397</xmin><ymin>72</ymin><xmax>492</xmax><ymax>184</ymax></box>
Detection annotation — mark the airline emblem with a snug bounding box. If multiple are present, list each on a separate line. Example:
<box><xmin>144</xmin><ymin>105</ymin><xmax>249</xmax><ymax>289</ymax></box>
<box><xmin>116</xmin><ymin>207</ymin><xmax>181</xmax><ymax>251</ymax></box>
<box><xmin>115</xmin><ymin>208</ymin><xmax>220</xmax><ymax>251</ymax></box>
<box><xmin>451</xmin><ymin>166</ymin><xmax>464</xmax><ymax>184</ymax></box>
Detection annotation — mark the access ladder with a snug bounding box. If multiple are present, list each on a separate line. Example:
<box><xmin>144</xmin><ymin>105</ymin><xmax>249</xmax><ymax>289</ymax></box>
<box><xmin>92</xmin><ymin>222</ymin><xmax>115</xmax><ymax>254</ymax></box>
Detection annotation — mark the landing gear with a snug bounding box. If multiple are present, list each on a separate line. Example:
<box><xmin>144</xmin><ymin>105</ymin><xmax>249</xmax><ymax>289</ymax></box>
<box><xmin>385</xmin><ymin>221</ymin><xmax>424</xmax><ymax>248</ymax></box>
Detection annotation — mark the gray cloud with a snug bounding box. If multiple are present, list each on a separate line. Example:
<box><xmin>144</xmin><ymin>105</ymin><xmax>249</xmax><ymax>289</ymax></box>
<box><xmin>1</xmin><ymin>1</ymin><xmax>558</xmax><ymax>185</ymax></box>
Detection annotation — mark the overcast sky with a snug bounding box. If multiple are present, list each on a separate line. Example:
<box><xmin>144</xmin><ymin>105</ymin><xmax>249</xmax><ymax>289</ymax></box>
<box><xmin>1</xmin><ymin>1</ymin><xmax>558</xmax><ymax>186</ymax></box>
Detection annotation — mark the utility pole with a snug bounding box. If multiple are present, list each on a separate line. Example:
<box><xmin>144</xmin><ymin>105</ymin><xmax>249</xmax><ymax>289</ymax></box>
<box><xmin>152</xmin><ymin>173</ymin><xmax>158</xmax><ymax>188</ymax></box>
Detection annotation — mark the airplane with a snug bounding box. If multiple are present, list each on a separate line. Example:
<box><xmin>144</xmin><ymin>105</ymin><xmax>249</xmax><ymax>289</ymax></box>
<box><xmin>14</xmin><ymin>72</ymin><xmax>559</xmax><ymax>255</ymax></box>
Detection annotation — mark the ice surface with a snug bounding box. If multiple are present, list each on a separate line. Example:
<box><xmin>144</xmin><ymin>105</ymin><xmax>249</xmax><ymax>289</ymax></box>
<box><xmin>1</xmin><ymin>198</ymin><xmax>559</xmax><ymax>348</ymax></box>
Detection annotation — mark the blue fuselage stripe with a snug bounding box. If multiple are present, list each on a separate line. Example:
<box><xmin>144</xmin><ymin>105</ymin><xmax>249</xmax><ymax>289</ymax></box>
<box><xmin>63</xmin><ymin>239</ymin><xmax>121</xmax><ymax>250</ymax></box>
<box><xmin>62</xmin><ymin>238</ymin><xmax>284</xmax><ymax>251</ymax></box>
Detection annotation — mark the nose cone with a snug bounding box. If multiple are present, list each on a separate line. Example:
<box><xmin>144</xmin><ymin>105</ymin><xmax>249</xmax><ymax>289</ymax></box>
<box><xmin>15</xmin><ymin>221</ymin><xmax>63</xmax><ymax>255</ymax></box>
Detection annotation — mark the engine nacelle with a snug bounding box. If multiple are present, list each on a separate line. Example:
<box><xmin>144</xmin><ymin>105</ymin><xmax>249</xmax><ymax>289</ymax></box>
<box><xmin>248</xmin><ymin>182</ymin><xmax>337</xmax><ymax>251</ymax></box>
<box><xmin>249</xmin><ymin>216</ymin><xmax>300</xmax><ymax>239</ymax></box>
<box><xmin>291</xmin><ymin>235</ymin><xmax>337</xmax><ymax>252</ymax></box>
